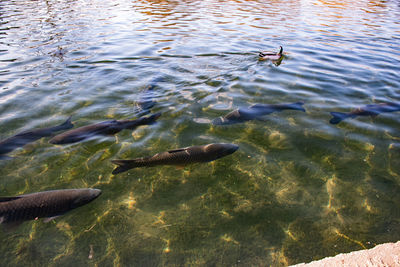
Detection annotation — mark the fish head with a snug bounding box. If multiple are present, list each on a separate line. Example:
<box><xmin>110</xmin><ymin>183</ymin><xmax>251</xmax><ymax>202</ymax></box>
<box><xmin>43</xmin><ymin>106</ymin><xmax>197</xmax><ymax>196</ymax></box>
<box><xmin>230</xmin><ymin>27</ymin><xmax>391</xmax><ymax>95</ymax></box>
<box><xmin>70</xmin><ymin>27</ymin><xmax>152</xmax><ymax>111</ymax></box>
<box><xmin>204</xmin><ymin>143</ymin><xmax>239</xmax><ymax>158</ymax></box>
<box><xmin>49</xmin><ymin>133</ymin><xmax>85</xmax><ymax>144</ymax></box>
<box><xmin>151</xmin><ymin>112</ymin><xmax>162</xmax><ymax>121</ymax></box>
<box><xmin>71</xmin><ymin>188</ymin><xmax>102</xmax><ymax>209</ymax></box>
<box><xmin>213</xmin><ymin>109</ymin><xmax>253</xmax><ymax>125</ymax></box>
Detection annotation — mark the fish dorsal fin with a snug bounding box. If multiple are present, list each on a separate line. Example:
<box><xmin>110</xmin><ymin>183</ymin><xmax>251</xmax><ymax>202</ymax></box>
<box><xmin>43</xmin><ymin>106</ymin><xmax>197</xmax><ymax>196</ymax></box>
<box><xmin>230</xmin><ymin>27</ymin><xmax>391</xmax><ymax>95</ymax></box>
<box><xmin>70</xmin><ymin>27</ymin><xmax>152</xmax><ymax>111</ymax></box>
<box><xmin>168</xmin><ymin>148</ymin><xmax>186</xmax><ymax>153</ymax></box>
<box><xmin>0</xmin><ymin>196</ymin><xmax>21</xmax><ymax>202</ymax></box>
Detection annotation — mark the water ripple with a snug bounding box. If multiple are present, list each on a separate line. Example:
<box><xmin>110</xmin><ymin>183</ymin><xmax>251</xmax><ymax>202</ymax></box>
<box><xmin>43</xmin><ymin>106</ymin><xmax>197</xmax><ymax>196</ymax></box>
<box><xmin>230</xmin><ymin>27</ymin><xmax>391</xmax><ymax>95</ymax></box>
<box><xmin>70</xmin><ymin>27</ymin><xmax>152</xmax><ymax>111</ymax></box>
<box><xmin>0</xmin><ymin>0</ymin><xmax>400</xmax><ymax>266</ymax></box>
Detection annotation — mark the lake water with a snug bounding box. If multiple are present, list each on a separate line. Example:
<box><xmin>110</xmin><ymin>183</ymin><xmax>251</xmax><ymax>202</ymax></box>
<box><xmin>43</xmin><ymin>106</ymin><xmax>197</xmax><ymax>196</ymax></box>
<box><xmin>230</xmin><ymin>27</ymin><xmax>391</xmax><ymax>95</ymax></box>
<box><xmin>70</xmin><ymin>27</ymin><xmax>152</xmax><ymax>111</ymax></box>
<box><xmin>1</xmin><ymin>0</ymin><xmax>400</xmax><ymax>266</ymax></box>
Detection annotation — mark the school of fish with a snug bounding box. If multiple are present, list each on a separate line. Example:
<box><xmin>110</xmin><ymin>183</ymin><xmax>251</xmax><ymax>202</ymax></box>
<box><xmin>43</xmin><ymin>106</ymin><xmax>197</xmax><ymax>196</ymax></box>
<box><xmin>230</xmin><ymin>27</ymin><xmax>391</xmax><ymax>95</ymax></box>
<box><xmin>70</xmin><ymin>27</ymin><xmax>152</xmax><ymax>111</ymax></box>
<box><xmin>1</xmin><ymin>46</ymin><xmax>399</xmax><ymax>229</ymax></box>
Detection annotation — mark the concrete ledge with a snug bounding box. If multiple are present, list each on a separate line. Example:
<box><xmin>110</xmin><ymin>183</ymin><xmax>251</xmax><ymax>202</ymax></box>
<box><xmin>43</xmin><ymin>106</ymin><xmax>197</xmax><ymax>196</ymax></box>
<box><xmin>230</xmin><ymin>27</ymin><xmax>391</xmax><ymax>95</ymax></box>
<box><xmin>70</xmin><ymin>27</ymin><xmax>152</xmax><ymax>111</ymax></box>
<box><xmin>291</xmin><ymin>241</ymin><xmax>400</xmax><ymax>267</ymax></box>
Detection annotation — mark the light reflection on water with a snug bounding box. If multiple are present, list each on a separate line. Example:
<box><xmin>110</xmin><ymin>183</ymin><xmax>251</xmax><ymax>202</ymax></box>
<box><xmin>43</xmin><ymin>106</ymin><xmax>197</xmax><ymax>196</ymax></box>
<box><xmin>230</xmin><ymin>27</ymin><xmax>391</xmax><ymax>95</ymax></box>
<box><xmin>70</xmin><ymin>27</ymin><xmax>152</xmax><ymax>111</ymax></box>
<box><xmin>0</xmin><ymin>0</ymin><xmax>400</xmax><ymax>266</ymax></box>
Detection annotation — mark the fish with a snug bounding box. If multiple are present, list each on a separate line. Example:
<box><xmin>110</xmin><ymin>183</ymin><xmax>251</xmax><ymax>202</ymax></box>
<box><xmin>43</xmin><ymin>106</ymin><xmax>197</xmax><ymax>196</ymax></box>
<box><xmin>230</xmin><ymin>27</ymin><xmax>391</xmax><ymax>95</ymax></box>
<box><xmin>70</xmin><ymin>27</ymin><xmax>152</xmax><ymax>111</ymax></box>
<box><xmin>111</xmin><ymin>143</ymin><xmax>239</xmax><ymax>174</ymax></box>
<box><xmin>0</xmin><ymin>188</ymin><xmax>101</xmax><ymax>227</ymax></box>
<box><xmin>212</xmin><ymin>102</ymin><xmax>305</xmax><ymax>125</ymax></box>
<box><xmin>259</xmin><ymin>46</ymin><xmax>283</xmax><ymax>61</ymax></box>
<box><xmin>0</xmin><ymin>117</ymin><xmax>73</xmax><ymax>159</ymax></box>
<box><xmin>49</xmin><ymin>112</ymin><xmax>161</xmax><ymax>145</ymax></box>
<box><xmin>135</xmin><ymin>84</ymin><xmax>157</xmax><ymax>117</ymax></box>
<box><xmin>135</xmin><ymin>76</ymin><xmax>166</xmax><ymax>116</ymax></box>
<box><xmin>329</xmin><ymin>102</ymin><xmax>400</xmax><ymax>124</ymax></box>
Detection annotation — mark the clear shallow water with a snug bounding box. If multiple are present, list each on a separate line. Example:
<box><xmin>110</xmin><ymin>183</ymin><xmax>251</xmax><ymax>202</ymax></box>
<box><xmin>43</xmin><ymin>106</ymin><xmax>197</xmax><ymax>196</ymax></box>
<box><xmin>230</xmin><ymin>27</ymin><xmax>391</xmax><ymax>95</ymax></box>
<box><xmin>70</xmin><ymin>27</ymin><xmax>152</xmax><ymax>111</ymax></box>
<box><xmin>0</xmin><ymin>0</ymin><xmax>400</xmax><ymax>265</ymax></box>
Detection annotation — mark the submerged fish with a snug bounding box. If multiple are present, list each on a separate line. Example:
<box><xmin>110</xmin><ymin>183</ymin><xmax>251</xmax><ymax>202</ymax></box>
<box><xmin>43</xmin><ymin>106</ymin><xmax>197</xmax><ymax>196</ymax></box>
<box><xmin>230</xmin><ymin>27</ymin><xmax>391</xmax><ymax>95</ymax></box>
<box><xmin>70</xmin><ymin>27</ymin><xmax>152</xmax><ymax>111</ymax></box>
<box><xmin>135</xmin><ymin>77</ymin><xmax>167</xmax><ymax>116</ymax></box>
<box><xmin>0</xmin><ymin>188</ymin><xmax>101</xmax><ymax>227</ymax></box>
<box><xmin>111</xmin><ymin>143</ymin><xmax>239</xmax><ymax>174</ymax></box>
<box><xmin>49</xmin><ymin>112</ymin><xmax>161</xmax><ymax>144</ymax></box>
<box><xmin>212</xmin><ymin>102</ymin><xmax>305</xmax><ymax>125</ymax></box>
<box><xmin>329</xmin><ymin>102</ymin><xmax>400</xmax><ymax>124</ymax></box>
<box><xmin>0</xmin><ymin>117</ymin><xmax>73</xmax><ymax>159</ymax></box>
<box><xmin>135</xmin><ymin>84</ymin><xmax>157</xmax><ymax>117</ymax></box>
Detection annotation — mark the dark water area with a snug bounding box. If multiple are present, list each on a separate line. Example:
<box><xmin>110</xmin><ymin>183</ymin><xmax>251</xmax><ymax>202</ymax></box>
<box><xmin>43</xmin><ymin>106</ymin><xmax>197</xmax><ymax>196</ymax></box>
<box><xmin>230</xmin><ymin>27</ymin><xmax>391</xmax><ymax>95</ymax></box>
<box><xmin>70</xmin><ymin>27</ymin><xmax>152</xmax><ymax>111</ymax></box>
<box><xmin>0</xmin><ymin>0</ymin><xmax>400</xmax><ymax>266</ymax></box>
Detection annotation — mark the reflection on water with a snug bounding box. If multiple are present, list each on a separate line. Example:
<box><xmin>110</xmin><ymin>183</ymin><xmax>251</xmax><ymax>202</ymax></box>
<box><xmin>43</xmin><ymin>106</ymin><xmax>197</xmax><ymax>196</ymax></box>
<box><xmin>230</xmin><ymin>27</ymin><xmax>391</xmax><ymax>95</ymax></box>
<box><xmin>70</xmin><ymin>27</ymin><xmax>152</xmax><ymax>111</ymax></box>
<box><xmin>1</xmin><ymin>0</ymin><xmax>400</xmax><ymax>266</ymax></box>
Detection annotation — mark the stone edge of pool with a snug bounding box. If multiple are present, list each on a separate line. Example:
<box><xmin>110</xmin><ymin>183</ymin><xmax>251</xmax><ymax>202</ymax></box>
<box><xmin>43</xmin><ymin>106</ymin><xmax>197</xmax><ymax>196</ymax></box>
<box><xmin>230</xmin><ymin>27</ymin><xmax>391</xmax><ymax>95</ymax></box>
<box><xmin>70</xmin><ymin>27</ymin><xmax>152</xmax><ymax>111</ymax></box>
<box><xmin>290</xmin><ymin>241</ymin><xmax>400</xmax><ymax>267</ymax></box>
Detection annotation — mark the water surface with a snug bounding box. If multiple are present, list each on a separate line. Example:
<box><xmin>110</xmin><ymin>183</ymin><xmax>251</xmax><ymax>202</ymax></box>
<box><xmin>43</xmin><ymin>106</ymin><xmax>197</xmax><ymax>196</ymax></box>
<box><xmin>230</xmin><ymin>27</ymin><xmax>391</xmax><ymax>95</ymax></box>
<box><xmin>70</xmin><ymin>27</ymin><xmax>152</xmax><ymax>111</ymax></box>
<box><xmin>1</xmin><ymin>0</ymin><xmax>400</xmax><ymax>266</ymax></box>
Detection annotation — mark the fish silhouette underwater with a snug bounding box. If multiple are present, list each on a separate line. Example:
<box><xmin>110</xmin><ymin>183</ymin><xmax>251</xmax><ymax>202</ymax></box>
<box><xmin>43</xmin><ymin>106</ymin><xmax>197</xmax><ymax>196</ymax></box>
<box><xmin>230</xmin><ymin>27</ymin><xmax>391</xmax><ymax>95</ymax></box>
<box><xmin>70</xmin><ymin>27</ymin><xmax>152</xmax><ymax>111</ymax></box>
<box><xmin>135</xmin><ymin>76</ymin><xmax>167</xmax><ymax>116</ymax></box>
<box><xmin>329</xmin><ymin>102</ymin><xmax>400</xmax><ymax>124</ymax></box>
<box><xmin>212</xmin><ymin>102</ymin><xmax>305</xmax><ymax>125</ymax></box>
<box><xmin>111</xmin><ymin>143</ymin><xmax>239</xmax><ymax>174</ymax></box>
<box><xmin>0</xmin><ymin>117</ymin><xmax>73</xmax><ymax>159</ymax></box>
<box><xmin>49</xmin><ymin>113</ymin><xmax>161</xmax><ymax>145</ymax></box>
<box><xmin>135</xmin><ymin>84</ymin><xmax>157</xmax><ymax>117</ymax></box>
<box><xmin>0</xmin><ymin>188</ymin><xmax>101</xmax><ymax>228</ymax></box>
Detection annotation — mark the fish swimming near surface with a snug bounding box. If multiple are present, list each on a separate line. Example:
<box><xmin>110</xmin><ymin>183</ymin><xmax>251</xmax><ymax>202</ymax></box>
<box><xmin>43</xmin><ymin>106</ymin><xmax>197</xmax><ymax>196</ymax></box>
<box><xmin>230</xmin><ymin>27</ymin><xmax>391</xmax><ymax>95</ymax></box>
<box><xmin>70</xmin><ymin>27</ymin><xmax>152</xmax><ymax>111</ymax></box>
<box><xmin>212</xmin><ymin>102</ymin><xmax>305</xmax><ymax>125</ymax></box>
<box><xmin>135</xmin><ymin>76</ymin><xmax>166</xmax><ymax>116</ymax></box>
<box><xmin>49</xmin><ymin>112</ymin><xmax>161</xmax><ymax>145</ymax></box>
<box><xmin>0</xmin><ymin>117</ymin><xmax>73</xmax><ymax>159</ymax></box>
<box><xmin>329</xmin><ymin>102</ymin><xmax>400</xmax><ymax>124</ymax></box>
<box><xmin>0</xmin><ymin>188</ymin><xmax>101</xmax><ymax>227</ymax></box>
<box><xmin>135</xmin><ymin>84</ymin><xmax>157</xmax><ymax>117</ymax></box>
<box><xmin>111</xmin><ymin>143</ymin><xmax>239</xmax><ymax>174</ymax></box>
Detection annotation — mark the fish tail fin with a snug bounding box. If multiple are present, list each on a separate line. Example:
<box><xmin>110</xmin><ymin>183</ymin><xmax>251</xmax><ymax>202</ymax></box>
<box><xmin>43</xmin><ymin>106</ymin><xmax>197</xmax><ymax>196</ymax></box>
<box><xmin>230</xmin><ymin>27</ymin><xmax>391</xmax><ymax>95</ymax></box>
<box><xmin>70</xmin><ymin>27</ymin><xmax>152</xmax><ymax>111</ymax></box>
<box><xmin>289</xmin><ymin>102</ymin><xmax>306</xmax><ymax>112</ymax></box>
<box><xmin>59</xmin><ymin>116</ymin><xmax>74</xmax><ymax>130</ymax></box>
<box><xmin>329</xmin><ymin>112</ymin><xmax>349</xmax><ymax>124</ymax></box>
<box><xmin>111</xmin><ymin>159</ymin><xmax>140</xmax><ymax>174</ymax></box>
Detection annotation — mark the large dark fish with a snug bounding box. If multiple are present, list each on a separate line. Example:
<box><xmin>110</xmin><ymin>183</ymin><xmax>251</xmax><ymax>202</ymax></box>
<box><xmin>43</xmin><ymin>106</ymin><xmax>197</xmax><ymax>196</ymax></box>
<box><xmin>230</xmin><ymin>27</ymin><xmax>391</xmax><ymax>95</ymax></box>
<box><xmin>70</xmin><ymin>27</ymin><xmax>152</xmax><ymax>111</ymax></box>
<box><xmin>0</xmin><ymin>188</ymin><xmax>101</xmax><ymax>227</ymax></box>
<box><xmin>0</xmin><ymin>117</ymin><xmax>73</xmax><ymax>159</ymax></box>
<box><xmin>329</xmin><ymin>102</ymin><xmax>400</xmax><ymax>124</ymax></box>
<box><xmin>212</xmin><ymin>102</ymin><xmax>305</xmax><ymax>125</ymax></box>
<box><xmin>111</xmin><ymin>143</ymin><xmax>239</xmax><ymax>174</ymax></box>
<box><xmin>49</xmin><ymin>112</ymin><xmax>161</xmax><ymax>145</ymax></box>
